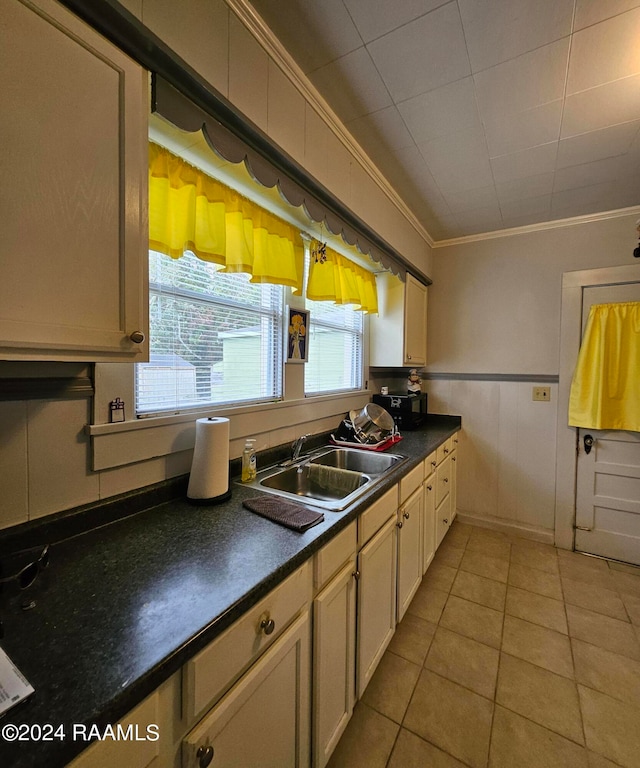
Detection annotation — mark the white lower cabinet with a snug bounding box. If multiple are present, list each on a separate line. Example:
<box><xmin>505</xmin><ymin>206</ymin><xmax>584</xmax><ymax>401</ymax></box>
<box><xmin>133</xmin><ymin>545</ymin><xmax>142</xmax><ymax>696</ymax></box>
<box><xmin>450</xmin><ymin>450</ymin><xmax>458</xmax><ymax>523</ymax></box>
<box><xmin>356</xmin><ymin>515</ymin><xmax>397</xmax><ymax>699</ymax></box>
<box><xmin>182</xmin><ymin>610</ymin><xmax>311</xmax><ymax>768</ymax></box>
<box><xmin>396</xmin><ymin>486</ymin><xmax>424</xmax><ymax>621</ymax></box>
<box><xmin>423</xmin><ymin>455</ymin><xmax>437</xmax><ymax>574</ymax></box>
<box><xmin>312</xmin><ymin>559</ymin><xmax>357</xmax><ymax>768</ymax></box>
<box><xmin>436</xmin><ymin>493</ymin><xmax>452</xmax><ymax>549</ymax></box>
<box><xmin>435</xmin><ymin>444</ymin><xmax>455</xmax><ymax>548</ymax></box>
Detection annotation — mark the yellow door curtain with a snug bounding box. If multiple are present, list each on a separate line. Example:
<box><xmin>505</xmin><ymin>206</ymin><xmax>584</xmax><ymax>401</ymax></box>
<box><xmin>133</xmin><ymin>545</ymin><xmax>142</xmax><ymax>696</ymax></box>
<box><xmin>569</xmin><ymin>302</ymin><xmax>640</xmax><ymax>432</ymax></box>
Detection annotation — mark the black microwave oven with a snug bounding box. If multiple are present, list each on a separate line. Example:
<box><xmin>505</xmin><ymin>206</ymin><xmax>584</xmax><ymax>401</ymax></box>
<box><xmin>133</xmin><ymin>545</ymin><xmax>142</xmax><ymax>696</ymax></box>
<box><xmin>372</xmin><ymin>392</ymin><xmax>427</xmax><ymax>430</ymax></box>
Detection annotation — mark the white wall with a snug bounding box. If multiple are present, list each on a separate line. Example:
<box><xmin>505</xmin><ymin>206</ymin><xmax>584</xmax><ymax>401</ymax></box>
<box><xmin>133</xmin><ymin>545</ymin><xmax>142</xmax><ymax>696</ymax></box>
<box><xmin>427</xmin><ymin>211</ymin><xmax>639</xmax><ymax>539</ymax></box>
<box><xmin>428</xmin><ymin>214</ymin><xmax>637</xmax><ymax>374</ymax></box>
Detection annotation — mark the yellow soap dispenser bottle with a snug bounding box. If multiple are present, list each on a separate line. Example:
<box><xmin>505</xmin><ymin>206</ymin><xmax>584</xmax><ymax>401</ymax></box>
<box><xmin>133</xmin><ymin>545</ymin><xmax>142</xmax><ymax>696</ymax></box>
<box><xmin>241</xmin><ymin>439</ymin><xmax>257</xmax><ymax>482</ymax></box>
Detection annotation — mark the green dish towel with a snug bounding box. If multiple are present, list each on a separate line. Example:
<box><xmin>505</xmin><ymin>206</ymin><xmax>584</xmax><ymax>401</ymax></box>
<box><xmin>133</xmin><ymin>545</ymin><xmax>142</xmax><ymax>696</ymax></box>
<box><xmin>243</xmin><ymin>496</ymin><xmax>324</xmax><ymax>532</ymax></box>
<box><xmin>307</xmin><ymin>464</ymin><xmax>364</xmax><ymax>495</ymax></box>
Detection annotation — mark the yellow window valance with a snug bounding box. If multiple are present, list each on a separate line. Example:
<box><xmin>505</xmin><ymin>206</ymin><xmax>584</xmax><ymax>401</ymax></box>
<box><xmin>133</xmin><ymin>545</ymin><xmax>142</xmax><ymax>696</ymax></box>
<box><xmin>149</xmin><ymin>143</ymin><xmax>304</xmax><ymax>293</ymax></box>
<box><xmin>306</xmin><ymin>241</ymin><xmax>378</xmax><ymax>313</ymax></box>
<box><xmin>569</xmin><ymin>302</ymin><xmax>640</xmax><ymax>432</ymax></box>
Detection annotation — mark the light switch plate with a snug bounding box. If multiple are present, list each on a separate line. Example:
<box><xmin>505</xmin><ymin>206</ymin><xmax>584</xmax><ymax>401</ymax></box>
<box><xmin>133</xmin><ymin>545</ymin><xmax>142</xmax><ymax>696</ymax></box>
<box><xmin>532</xmin><ymin>386</ymin><xmax>551</xmax><ymax>402</ymax></box>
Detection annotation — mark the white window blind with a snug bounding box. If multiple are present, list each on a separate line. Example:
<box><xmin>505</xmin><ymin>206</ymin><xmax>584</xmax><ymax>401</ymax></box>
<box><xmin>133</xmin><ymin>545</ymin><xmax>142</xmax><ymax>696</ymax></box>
<box><xmin>136</xmin><ymin>251</ymin><xmax>283</xmax><ymax>415</ymax></box>
<box><xmin>304</xmin><ymin>295</ymin><xmax>363</xmax><ymax>395</ymax></box>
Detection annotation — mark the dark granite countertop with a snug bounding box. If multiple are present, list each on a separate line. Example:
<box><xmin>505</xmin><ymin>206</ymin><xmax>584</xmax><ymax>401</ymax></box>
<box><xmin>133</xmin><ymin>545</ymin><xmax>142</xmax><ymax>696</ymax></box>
<box><xmin>0</xmin><ymin>415</ymin><xmax>460</xmax><ymax>767</ymax></box>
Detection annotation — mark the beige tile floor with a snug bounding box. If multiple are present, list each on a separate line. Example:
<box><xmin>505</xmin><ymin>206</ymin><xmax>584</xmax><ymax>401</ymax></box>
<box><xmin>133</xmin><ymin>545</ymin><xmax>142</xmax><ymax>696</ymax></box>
<box><xmin>327</xmin><ymin>520</ymin><xmax>640</xmax><ymax>768</ymax></box>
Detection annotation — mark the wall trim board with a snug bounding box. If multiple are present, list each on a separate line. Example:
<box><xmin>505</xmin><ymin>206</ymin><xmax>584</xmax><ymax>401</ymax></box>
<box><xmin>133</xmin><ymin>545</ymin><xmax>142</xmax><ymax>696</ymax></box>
<box><xmin>433</xmin><ymin>204</ymin><xmax>640</xmax><ymax>248</ymax></box>
<box><xmin>455</xmin><ymin>511</ymin><xmax>554</xmax><ymax>544</ymax></box>
<box><xmin>0</xmin><ymin>377</ymin><xmax>93</xmax><ymax>401</ymax></box>
<box><xmin>424</xmin><ymin>373</ymin><xmax>559</xmax><ymax>383</ymax></box>
<box><xmin>370</xmin><ymin>369</ymin><xmax>559</xmax><ymax>383</ymax></box>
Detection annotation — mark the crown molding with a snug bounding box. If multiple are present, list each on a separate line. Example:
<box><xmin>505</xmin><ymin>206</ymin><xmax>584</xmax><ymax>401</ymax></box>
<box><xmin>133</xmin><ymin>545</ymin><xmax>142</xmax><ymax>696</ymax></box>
<box><xmin>432</xmin><ymin>205</ymin><xmax>640</xmax><ymax>249</ymax></box>
<box><xmin>225</xmin><ymin>0</ymin><xmax>435</xmax><ymax>249</ymax></box>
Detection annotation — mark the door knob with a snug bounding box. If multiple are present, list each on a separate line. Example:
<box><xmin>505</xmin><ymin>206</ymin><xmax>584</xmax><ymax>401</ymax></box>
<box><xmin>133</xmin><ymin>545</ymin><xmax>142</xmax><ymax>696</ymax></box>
<box><xmin>584</xmin><ymin>434</ymin><xmax>594</xmax><ymax>455</ymax></box>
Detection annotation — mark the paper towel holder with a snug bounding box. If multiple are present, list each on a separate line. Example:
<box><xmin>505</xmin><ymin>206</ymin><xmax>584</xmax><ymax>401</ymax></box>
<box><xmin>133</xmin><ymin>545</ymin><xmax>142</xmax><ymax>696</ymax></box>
<box><xmin>187</xmin><ymin>416</ymin><xmax>233</xmax><ymax>505</ymax></box>
<box><xmin>187</xmin><ymin>486</ymin><xmax>232</xmax><ymax>505</ymax></box>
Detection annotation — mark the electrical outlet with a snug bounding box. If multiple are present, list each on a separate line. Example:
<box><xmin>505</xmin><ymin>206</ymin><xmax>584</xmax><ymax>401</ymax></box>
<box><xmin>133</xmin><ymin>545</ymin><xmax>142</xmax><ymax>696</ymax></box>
<box><xmin>532</xmin><ymin>386</ymin><xmax>551</xmax><ymax>402</ymax></box>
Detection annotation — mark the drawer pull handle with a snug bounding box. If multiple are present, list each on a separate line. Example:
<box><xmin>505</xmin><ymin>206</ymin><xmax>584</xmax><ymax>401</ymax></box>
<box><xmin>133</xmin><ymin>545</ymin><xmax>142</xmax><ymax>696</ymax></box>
<box><xmin>197</xmin><ymin>745</ymin><xmax>214</xmax><ymax>768</ymax></box>
<box><xmin>397</xmin><ymin>521</ymin><xmax>403</xmax><ymax>529</ymax></box>
<box><xmin>452</xmin><ymin>457</ymin><xmax>457</xmax><ymax>462</ymax></box>
<box><xmin>403</xmin><ymin>512</ymin><xmax>410</xmax><ymax>520</ymax></box>
<box><xmin>260</xmin><ymin>617</ymin><xmax>276</xmax><ymax>635</ymax></box>
<box><xmin>431</xmin><ymin>461</ymin><xmax>437</xmax><ymax>467</ymax></box>
<box><xmin>443</xmin><ymin>518</ymin><xmax>449</xmax><ymax>525</ymax></box>
<box><xmin>427</xmin><ymin>484</ymin><xmax>433</xmax><ymax>491</ymax></box>
<box><xmin>443</xmin><ymin>478</ymin><xmax>449</xmax><ymax>483</ymax></box>
<box><xmin>352</xmin><ymin>570</ymin><xmax>360</xmax><ymax>581</ymax></box>
<box><xmin>444</xmin><ymin>448</ymin><xmax>449</xmax><ymax>454</ymax></box>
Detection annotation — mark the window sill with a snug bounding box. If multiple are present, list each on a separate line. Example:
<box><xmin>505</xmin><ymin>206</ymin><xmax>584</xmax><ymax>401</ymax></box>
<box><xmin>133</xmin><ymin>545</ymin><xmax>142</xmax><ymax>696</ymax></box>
<box><xmin>86</xmin><ymin>390</ymin><xmax>370</xmax><ymax>471</ymax></box>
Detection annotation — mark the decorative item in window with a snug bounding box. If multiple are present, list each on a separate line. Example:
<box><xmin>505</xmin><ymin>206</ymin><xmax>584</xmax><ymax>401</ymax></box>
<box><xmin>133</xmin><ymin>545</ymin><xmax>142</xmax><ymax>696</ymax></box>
<box><xmin>286</xmin><ymin>307</ymin><xmax>309</xmax><ymax>363</ymax></box>
<box><xmin>311</xmin><ymin>238</ymin><xmax>327</xmax><ymax>264</ymax></box>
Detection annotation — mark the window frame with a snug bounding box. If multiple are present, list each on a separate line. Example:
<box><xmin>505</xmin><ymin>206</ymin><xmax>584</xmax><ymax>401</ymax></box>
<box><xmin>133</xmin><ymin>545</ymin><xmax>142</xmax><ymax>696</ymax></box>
<box><xmin>136</xmin><ymin>250</ymin><xmax>286</xmax><ymax>417</ymax></box>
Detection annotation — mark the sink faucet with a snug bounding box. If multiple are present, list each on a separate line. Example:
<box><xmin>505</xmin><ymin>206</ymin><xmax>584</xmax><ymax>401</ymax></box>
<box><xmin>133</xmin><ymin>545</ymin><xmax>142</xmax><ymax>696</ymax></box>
<box><xmin>291</xmin><ymin>433</ymin><xmax>310</xmax><ymax>462</ymax></box>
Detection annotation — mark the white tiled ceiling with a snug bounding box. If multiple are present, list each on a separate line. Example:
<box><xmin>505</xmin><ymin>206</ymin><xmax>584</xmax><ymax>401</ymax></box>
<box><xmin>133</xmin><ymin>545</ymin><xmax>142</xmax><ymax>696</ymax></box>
<box><xmin>248</xmin><ymin>0</ymin><xmax>640</xmax><ymax>241</ymax></box>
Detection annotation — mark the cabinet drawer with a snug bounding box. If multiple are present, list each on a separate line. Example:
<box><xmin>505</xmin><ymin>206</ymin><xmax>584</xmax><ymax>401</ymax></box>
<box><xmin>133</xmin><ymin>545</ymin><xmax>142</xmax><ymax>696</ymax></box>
<box><xmin>358</xmin><ymin>485</ymin><xmax>398</xmax><ymax>546</ymax></box>
<box><xmin>435</xmin><ymin>456</ymin><xmax>451</xmax><ymax>507</ymax></box>
<box><xmin>436</xmin><ymin>437</ymin><xmax>453</xmax><ymax>465</ymax></box>
<box><xmin>399</xmin><ymin>463</ymin><xmax>423</xmax><ymax>504</ymax></box>
<box><xmin>183</xmin><ymin>560</ymin><xmax>312</xmax><ymax>723</ymax></box>
<box><xmin>314</xmin><ymin>522</ymin><xmax>357</xmax><ymax>592</ymax></box>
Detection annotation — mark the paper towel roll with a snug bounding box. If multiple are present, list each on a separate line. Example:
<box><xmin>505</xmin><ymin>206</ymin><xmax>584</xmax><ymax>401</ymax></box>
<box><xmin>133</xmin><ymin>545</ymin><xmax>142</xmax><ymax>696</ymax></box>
<box><xmin>187</xmin><ymin>417</ymin><xmax>231</xmax><ymax>503</ymax></box>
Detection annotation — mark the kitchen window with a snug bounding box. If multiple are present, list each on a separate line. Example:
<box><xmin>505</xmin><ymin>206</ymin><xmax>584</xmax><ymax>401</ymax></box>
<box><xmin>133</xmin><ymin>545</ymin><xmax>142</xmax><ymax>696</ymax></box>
<box><xmin>134</xmin><ymin>142</ymin><xmax>376</xmax><ymax>416</ymax></box>
<box><xmin>304</xmin><ymin>293</ymin><xmax>363</xmax><ymax>395</ymax></box>
<box><xmin>136</xmin><ymin>250</ymin><xmax>284</xmax><ymax>415</ymax></box>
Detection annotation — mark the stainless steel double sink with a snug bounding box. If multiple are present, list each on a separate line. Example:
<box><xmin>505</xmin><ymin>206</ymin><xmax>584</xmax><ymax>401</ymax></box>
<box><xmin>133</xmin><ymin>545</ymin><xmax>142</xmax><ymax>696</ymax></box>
<box><xmin>239</xmin><ymin>446</ymin><xmax>408</xmax><ymax>511</ymax></box>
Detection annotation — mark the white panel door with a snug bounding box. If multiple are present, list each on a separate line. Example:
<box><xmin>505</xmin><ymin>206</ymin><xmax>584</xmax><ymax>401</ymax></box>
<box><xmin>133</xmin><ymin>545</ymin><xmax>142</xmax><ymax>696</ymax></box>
<box><xmin>575</xmin><ymin>283</ymin><xmax>640</xmax><ymax>565</ymax></box>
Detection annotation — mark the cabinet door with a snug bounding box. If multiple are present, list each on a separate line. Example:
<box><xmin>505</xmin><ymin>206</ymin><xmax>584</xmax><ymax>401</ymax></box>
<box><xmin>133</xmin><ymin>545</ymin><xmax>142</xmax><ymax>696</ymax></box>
<box><xmin>436</xmin><ymin>493</ymin><xmax>452</xmax><ymax>549</ymax></box>
<box><xmin>423</xmin><ymin>471</ymin><xmax>436</xmax><ymax>573</ymax></box>
<box><xmin>356</xmin><ymin>516</ymin><xmax>397</xmax><ymax>699</ymax></box>
<box><xmin>0</xmin><ymin>0</ymin><xmax>148</xmax><ymax>361</ymax></box>
<box><xmin>312</xmin><ymin>560</ymin><xmax>357</xmax><ymax>768</ymax></box>
<box><xmin>403</xmin><ymin>274</ymin><xmax>427</xmax><ymax>366</ymax></box>
<box><xmin>450</xmin><ymin>451</ymin><xmax>458</xmax><ymax>522</ymax></box>
<box><xmin>436</xmin><ymin>456</ymin><xmax>452</xmax><ymax>507</ymax></box>
<box><xmin>182</xmin><ymin>610</ymin><xmax>311</xmax><ymax>768</ymax></box>
<box><xmin>397</xmin><ymin>486</ymin><xmax>423</xmax><ymax>622</ymax></box>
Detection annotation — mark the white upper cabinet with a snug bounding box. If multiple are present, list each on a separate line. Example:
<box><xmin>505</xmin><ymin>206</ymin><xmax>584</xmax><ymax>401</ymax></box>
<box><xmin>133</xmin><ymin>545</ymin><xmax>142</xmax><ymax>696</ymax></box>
<box><xmin>0</xmin><ymin>0</ymin><xmax>148</xmax><ymax>361</ymax></box>
<box><xmin>370</xmin><ymin>272</ymin><xmax>428</xmax><ymax>367</ymax></box>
